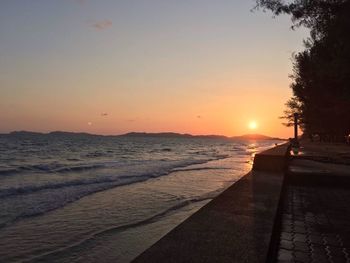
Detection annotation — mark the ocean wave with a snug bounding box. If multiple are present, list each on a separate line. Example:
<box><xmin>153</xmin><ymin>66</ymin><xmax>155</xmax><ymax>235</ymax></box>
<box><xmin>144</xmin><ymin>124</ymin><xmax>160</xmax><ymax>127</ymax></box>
<box><xmin>161</xmin><ymin>148</ymin><xmax>172</xmax><ymax>152</ymax></box>
<box><xmin>1</xmin><ymin>162</ymin><xmax>111</xmax><ymax>176</ymax></box>
<box><xmin>22</xmin><ymin>195</ymin><xmax>215</xmax><ymax>263</ymax></box>
<box><xmin>0</xmin><ymin>178</ymin><xmax>112</xmax><ymax>198</ymax></box>
<box><xmin>172</xmin><ymin>167</ymin><xmax>232</xmax><ymax>172</ymax></box>
<box><xmin>3</xmin><ymin>155</ymin><xmax>230</xmax><ymax>177</ymax></box>
<box><xmin>85</xmin><ymin>151</ymin><xmax>111</xmax><ymax>158</ymax></box>
<box><xmin>0</xmin><ymin>168</ymin><xmax>20</xmax><ymax>176</ymax></box>
<box><xmin>0</xmin><ymin>157</ymin><xmax>231</xmax><ymax>230</ymax></box>
<box><xmin>0</xmin><ymin>136</ymin><xmax>275</xmax><ymax>262</ymax></box>
<box><xmin>0</xmin><ymin>159</ymin><xmax>220</xmax><ymax>199</ymax></box>
<box><xmin>53</xmin><ymin>164</ymin><xmax>105</xmax><ymax>173</ymax></box>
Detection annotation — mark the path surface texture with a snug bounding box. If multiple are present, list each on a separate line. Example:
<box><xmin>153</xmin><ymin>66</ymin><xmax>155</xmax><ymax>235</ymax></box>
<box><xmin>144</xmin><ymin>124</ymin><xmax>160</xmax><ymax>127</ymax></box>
<box><xmin>277</xmin><ymin>141</ymin><xmax>350</xmax><ymax>263</ymax></box>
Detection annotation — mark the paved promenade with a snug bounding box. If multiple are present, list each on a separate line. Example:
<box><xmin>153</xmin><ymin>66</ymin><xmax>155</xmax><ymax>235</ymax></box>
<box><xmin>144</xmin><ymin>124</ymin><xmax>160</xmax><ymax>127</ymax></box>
<box><xmin>277</xmin><ymin>185</ymin><xmax>350</xmax><ymax>263</ymax></box>
<box><xmin>277</xmin><ymin>142</ymin><xmax>350</xmax><ymax>263</ymax></box>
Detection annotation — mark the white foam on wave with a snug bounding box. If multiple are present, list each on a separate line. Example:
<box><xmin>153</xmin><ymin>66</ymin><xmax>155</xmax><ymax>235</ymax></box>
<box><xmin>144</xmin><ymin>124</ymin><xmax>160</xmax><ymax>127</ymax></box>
<box><xmin>0</xmin><ymin>157</ymin><xmax>226</xmax><ymax>228</ymax></box>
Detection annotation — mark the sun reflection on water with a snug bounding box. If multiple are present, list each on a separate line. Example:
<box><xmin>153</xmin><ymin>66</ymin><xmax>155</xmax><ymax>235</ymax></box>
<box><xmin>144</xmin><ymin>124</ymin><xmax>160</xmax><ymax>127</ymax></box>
<box><xmin>246</xmin><ymin>143</ymin><xmax>258</xmax><ymax>166</ymax></box>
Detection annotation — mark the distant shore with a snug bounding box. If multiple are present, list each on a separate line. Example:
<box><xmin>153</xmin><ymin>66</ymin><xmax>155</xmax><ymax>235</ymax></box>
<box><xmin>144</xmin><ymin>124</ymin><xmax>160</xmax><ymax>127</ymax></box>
<box><xmin>1</xmin><ymin>130</ymin><xmax>286</xmax><ymax>141</ymax></box>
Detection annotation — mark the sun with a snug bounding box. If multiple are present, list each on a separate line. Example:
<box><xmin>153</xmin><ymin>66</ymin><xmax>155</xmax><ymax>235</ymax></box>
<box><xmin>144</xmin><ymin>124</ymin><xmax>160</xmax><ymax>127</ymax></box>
<box><xmin>248</xmin><ymin>121</ymin><xmax>258</xmax><ymax>130</ymax></box>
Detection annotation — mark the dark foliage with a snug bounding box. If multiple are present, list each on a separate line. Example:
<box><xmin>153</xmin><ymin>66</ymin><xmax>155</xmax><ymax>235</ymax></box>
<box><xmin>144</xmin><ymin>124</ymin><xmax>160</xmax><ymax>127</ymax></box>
<box><xmin>255</xmin><ymin>0</ymin><xmax>350</xmax><ymax>141</ymax></box>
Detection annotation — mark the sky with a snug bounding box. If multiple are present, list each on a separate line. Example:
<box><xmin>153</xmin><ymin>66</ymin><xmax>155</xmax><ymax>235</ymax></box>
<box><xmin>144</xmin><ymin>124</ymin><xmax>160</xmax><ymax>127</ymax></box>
<box><xmin>0</xmin><ymin>0</ymin><xmax>309</xmax><ymax>137</ymax></box>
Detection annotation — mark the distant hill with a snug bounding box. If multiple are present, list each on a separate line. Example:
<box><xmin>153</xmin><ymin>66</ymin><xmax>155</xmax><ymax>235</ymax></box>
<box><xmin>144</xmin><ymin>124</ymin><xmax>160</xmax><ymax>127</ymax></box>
<box><xmin>231</xmin><ymin>134</ymin><xmax>284</xmax><ymax>141</ymax></box>
<box><xmin>121</xmin><ymin>132</ymin><xmax>284</xmax><ymax>140</ymax></box>
<box><xmin>7</xmin><ymin>131</ymin><xmax>97</xmax><ymax>137</ymax></box>
<box><xmin>48</xmin><ymin>131</ymin><xmax>96</xmax><ymax>137</ymax></box>
<box><xmin>4</xmin><ymin>131</ymin><xmax>285</xmax><ymax>140</ymax></box>
<box><xmin>8</xmin><ymin>131</ymin><xmax>44</xmax><ymax>136</ymax></box>
<box><xmin>120</xmin><ymin>132</ymin><xmax>228</xmax><ymax>140</ymax></box>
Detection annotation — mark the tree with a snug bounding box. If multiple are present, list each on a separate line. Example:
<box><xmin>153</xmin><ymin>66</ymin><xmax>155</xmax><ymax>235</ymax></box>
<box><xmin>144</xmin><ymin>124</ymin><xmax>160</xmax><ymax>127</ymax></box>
<box><xmin>256</xmin><ymin>0</ymin><xmax>350</xmax><ymax>141</ymax></box>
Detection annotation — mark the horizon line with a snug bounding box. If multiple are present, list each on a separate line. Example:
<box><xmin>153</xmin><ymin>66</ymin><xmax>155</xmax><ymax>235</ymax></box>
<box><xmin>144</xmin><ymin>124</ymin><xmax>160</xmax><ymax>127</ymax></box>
<box><xmin>0</xmin><ymin>130</ymin><xmax>287</xmax><ymax>139</ymax></box>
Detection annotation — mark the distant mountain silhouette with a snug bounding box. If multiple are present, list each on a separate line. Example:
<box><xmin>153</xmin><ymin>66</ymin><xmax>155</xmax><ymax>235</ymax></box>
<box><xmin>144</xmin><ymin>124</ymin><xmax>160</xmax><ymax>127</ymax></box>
<box><xmin>7</xmin><ymin>131</ymin><xmax>97</xmax><ymax>137</ymax></box>
<box><xmin>3</xmin><ymin>131</ymin><xmax>284</xmax><ymax>140</ymax></box>
<box><xmin>8</xmin><ymin>131</ymin><xmax>44</xmax><ymax>136</ymax></box>
<box><xmin>48</xmin><ymin>131</ymin><xmax>96</xmax><ymax>137</ymax></box>
<box><xmin>231</xmin><ymin>134</ymin><xmax>284</xmax><ymax>140</ymax></box>
<box><xmin>121</xmin><ymin>132</ymin><xmax>227</xmax><ymax>139</ymax></box>
<box><xmin>121</xmin><ymin>132</ymin><xmax>284</xmax><ymax>140</ymax></box>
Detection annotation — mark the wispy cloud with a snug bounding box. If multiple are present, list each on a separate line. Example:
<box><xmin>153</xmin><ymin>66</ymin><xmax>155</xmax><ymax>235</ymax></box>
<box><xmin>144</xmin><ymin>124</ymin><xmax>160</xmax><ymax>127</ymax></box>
<box><xmin>91</xmin><ymin>20</ymin><xmax>112</xmax><ymax>31</ymax></box>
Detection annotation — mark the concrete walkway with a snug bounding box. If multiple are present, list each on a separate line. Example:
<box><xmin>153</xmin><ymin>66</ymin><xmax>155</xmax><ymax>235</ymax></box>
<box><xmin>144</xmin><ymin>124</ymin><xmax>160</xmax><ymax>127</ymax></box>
<box><xmin>277</xmin><ymin>142</ymin><xmax>350</xmax><ymax>263</ymax></box>
<box><xmin>277</xmin><ymin>185</ymin><xmax>350</xmax><ymax>263</ymax></box>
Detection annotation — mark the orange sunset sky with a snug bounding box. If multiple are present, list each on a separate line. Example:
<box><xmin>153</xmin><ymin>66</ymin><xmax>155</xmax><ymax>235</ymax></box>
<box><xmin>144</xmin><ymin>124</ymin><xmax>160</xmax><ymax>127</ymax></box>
<box><xmin>0</xmin><ymin>1</ymin><xmax>309</xmax><ymax>138</ymax></box>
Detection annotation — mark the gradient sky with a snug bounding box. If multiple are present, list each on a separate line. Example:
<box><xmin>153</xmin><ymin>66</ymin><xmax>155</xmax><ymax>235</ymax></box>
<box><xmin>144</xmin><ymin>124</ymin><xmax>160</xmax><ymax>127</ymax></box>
<box><xmin>0</xmin><ymin>0</ymin><xmax>309</xmax><ymax>137</ymax></box>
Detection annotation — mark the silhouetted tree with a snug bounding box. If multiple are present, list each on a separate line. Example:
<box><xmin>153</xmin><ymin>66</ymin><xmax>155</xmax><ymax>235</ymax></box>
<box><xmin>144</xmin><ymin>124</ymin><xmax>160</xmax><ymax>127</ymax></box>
<box><xmin>256</xmin><ymin>0</ymin><xmax>350</xmax><ymax>141</ymax></box>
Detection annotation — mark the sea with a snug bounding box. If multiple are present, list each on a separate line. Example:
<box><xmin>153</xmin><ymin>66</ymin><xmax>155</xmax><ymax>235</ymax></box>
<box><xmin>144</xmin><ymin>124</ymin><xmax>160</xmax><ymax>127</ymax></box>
<box><xmin>0</xmin><ymin>133</ymin><xmax>282</xmax><ymax>263</ymax></box>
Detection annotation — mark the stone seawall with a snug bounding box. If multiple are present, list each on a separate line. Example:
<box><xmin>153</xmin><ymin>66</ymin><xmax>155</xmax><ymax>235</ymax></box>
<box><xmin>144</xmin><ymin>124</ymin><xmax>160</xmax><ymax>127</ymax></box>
<box><xmin>133</xmin><ymin>144</ymin><xmax>290</xmax><ymax>263</ymax></box>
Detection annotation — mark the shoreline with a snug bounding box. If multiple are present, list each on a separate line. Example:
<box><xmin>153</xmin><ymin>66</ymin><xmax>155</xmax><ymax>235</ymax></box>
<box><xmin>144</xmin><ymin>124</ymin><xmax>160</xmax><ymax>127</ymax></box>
<box><xmin>132</xmin><ymin>141</ymin><xmax>350</xmax><ymax>263</ymax></box>
<box><xmin>0</xmin><ymin>153</ymin><xmax>253</xmax><ymax>263</ymax></box>
<box><xmin>133</xmin><ymin>143</ymin><xmax>290</xmax><ymax>262</ymax></box>
<box><xmin>0</xmin><ymin>139</ymin><xmax>281</xmax><ymax>263</ymax></box>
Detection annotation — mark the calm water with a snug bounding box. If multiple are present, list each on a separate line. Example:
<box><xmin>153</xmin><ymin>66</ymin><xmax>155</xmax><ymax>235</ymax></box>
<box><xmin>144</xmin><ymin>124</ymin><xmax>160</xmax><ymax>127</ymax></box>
<box><xmin>0</xmin><ymin>134</ymin><xmax>281</xmax><ymax>262</ymax></box>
